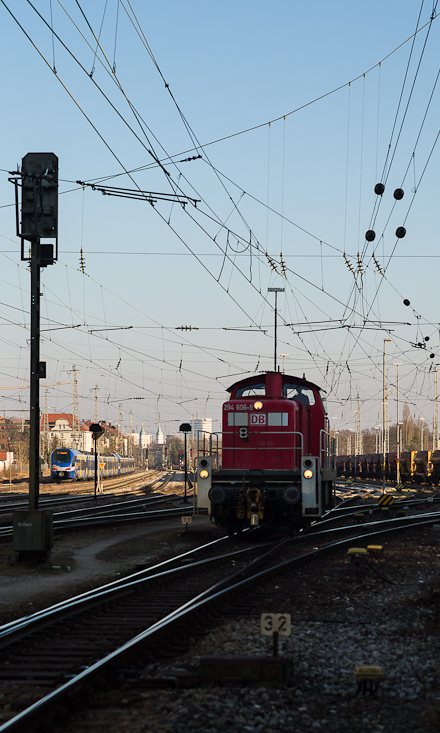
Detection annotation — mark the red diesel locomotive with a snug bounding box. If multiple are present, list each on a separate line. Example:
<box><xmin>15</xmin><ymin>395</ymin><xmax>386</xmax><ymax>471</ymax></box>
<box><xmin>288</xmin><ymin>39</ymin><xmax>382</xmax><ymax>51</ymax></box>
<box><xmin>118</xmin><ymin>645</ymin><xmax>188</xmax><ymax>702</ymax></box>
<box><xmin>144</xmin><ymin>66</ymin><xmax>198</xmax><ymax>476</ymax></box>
<box><xmin>197</xmin><ymin>371</ymin><xmax>336</xmax><ymax>534</ymax></box>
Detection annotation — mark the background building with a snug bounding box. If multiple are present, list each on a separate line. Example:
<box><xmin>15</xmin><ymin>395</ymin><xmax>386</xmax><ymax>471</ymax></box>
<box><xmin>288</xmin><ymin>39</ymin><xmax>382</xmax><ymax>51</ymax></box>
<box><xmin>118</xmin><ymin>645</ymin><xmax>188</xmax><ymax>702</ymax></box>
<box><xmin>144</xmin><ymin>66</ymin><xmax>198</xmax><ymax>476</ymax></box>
<box><xmin>139</xmin><ymin>425</ymin><xmax>152</xmax><ymax>449</ymax></box>
<box><xmin>191</xmin><ymin>416</ymin><xmax>213</xmax><ymax>441</ymax></box>
<box><xmin>155</xmin><ymin>424</ymin><xmax>165</xmax><ymax>445</ymax></box>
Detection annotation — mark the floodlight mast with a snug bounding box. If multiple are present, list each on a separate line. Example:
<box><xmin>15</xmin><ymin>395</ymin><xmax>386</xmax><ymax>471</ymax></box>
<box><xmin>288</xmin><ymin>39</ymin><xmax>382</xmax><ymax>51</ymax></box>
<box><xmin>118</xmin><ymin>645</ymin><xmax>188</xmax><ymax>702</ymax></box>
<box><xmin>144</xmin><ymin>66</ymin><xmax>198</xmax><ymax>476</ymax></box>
<box><xmin>383</xmin><ymin>339</ymin><xmax>391</xmax><ymax>491</ymax></box>
<box><xmin>268</xmin><ymin>288</ymin><xmax>285</xmax><ymax>371</ymax></box>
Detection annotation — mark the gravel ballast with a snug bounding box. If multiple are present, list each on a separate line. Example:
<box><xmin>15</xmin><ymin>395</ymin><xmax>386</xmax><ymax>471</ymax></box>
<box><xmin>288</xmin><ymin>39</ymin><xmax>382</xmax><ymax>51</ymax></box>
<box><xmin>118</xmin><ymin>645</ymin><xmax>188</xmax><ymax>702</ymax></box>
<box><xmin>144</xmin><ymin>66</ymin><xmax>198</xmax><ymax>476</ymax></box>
<box><xmin>52</xmin><ymin>524</ymin><xmax>440</xmax><ymax>733</ymax></box>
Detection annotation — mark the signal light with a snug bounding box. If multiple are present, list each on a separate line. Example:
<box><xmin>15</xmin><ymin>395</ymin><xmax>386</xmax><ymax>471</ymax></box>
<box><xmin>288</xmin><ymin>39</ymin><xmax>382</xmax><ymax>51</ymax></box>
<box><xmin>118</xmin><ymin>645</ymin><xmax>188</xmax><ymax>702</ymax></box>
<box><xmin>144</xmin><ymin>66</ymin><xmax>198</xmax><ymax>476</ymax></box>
<box><xmin>196</xmin><ymin>456</ymin><xmax>212</xmax><ymax>512</ymax></box>
<box><xmin>301</xmin><ymin>456</ymin><xmax>318</xmax><ymax>515</ymax></box>
<box><xmin>21</xmin><ymin>152</ymin><xmax>58</xmax><ymax>242</ymax></box>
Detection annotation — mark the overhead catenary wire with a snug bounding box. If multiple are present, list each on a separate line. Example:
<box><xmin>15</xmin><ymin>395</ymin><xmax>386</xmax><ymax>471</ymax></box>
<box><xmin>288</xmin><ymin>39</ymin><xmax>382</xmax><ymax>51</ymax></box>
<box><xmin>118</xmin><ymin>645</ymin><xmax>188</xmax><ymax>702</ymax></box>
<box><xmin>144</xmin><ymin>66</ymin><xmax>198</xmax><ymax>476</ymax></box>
<box><xmin>1</xmin><ymin>2</ymin><xmax>439</xmax><ymax>429</ymax></box>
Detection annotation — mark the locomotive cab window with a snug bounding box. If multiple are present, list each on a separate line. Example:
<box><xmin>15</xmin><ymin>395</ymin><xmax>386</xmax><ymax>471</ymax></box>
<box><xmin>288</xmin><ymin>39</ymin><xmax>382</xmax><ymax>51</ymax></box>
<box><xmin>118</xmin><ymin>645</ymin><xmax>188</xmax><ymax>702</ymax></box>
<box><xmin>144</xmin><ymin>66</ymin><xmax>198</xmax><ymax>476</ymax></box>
<box><xmin>228</xmin><ymin>413</ymin><xmax>249</xmax><ymax>426</ymax></box>
<box><xmin>235</xmin><ymin>383</ymin><xmax>266</xmax><ymax>398</ymax></box>
<box><xmin>283</xmin><ymin>383</ymin><xmax>315</xmax><ymax>406</ymax></box>
<box><xmin>268</xmin><ymin>412</ymin><xmax>289</xmax><ymax>426</ymax></box>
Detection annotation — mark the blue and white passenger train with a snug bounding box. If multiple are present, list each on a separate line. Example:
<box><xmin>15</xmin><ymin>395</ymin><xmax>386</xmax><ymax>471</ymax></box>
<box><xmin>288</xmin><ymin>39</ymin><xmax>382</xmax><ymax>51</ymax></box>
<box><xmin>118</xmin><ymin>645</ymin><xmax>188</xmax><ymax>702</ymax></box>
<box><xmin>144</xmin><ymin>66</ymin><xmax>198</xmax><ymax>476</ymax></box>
<box><xmin>50</xmin><ymin>448</ymin><xmax>135</xmax><ymax>481</ymax></box>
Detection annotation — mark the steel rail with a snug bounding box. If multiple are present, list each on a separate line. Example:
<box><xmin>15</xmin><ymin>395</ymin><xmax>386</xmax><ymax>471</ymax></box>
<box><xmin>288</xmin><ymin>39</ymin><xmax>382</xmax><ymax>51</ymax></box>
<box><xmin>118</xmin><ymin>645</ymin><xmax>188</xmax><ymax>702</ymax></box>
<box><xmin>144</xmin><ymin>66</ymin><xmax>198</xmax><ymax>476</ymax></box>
<box><xmin>0</xmin><ymin>536</ymin><xmax>275</xmax><ymax>649</ymax></box>
<box><xmin>0</xmin><ymin>532</ymin><xmax>243</xmax><ymax>635</ymax></box>
<box><xmin>305</xmin><ymin>508</ymin><xmax>440</xmax><ymax>537</ymax></box>
<box><xmin>0</xmin><ymin>492</ymin><xmax>174</xmax><ymax>520</ymax></box>
<box><xmin>52</xmin><ymin>493</ymin><xmax>178</xmax><ymax>520</ymax></box>
<box><xmin>0</xmin><ymin>505</ymin><xmax>194</xmax><ymax>541</ymax></box>
<box><xmin>319</xmin><ymin>491</ymin><xmax>440</xmax><ymax>520</ymax></box>
<box><xmin>0</xmin><ymin>475</ymin><xmax>179</xmax><ymax>540</ymax></box>
<box><xmin>1</xmin><ymin>516</ymin><xmax>436</xmax><ymax>733</ymax></box>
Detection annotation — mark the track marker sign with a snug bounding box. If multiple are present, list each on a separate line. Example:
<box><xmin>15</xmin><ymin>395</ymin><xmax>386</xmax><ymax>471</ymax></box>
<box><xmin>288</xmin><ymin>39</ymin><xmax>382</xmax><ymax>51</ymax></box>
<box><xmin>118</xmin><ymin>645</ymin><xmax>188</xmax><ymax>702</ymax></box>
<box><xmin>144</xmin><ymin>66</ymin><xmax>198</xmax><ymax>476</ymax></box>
<box><xmin>378</xmin><ymin>494</ymin><xmax>394</xmax><ymax>507</ymax></box>
<box><xmin>261</xmin><ymin>613</ymin><xmax>291</xmax><ymax>636</ymax></box>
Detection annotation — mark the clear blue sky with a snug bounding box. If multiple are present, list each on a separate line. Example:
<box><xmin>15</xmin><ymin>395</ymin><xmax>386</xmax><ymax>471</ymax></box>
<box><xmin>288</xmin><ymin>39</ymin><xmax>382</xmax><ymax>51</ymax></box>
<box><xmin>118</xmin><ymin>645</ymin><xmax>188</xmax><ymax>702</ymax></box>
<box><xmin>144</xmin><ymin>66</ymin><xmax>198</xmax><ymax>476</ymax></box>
<box><xmin>0</xmin><ymin>1</ymin><xmax>439</xmax><ymax>439</ymax></box>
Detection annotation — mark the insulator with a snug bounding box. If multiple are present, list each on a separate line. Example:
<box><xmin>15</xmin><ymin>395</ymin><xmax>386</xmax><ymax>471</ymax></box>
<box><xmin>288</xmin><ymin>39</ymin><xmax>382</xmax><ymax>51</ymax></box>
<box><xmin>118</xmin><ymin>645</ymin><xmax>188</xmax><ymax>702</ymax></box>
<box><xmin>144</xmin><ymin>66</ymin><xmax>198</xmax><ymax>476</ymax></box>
<box><xmin>431</xmin><ymin>354</ymin><xmax>435</xmax><ymax>359</ymax></box>
<box><xmin>393</xmin><ymin>188</ymin><xmax>404</xmax><ymax>200</ymax></box>
<box><xmin>425</xmin><ymin>336</ymin><xmax>430</xmax><ymax>341</ymax></box>
<box><xmin>374</xmin><ymin>183</ymin><xmax>385</xmax><ymax>195</ymax></box>
<box><xmin>403</xmin><ymin>299</ymin><xmax>410</xmax><ymax>306</ymax></box>
<box><xmin>365</xmin><ymin>230</ymin><xmax>376</xmax><ymax>242</ymax></box>
<box><xmin>396</xmin><ymin>227</ymin><xmax>406</xmax><ymax>238</ymax></box>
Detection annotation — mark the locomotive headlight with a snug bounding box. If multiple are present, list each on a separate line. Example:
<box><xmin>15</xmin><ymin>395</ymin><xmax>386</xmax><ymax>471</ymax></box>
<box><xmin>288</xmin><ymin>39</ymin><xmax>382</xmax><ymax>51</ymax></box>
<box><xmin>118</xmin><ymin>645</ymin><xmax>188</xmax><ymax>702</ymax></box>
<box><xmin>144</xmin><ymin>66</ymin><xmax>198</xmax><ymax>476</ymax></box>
<box><xmin>254</xmin><ymin>401</ymin><xmax>263</xmax><ymax>410</ymax></box>
<box><xmin>200</xmin><ymin>469</ymin><xmax>209</xmax><ymax>479</ymax></box>
<box><xmin>303</xmin><ymin>469</ymin><xmax>313</xmax><ymax>480</ymax></box>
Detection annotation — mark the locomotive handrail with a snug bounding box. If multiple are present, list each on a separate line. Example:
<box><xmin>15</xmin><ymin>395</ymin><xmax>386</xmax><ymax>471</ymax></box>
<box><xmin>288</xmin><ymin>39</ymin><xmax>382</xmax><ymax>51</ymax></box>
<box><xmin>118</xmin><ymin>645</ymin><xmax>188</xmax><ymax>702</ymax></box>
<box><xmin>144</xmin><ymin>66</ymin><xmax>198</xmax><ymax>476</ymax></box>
<box><xmin>320</xmin><ymin>429</ymin><xmax>336</xmax><ymax>471</ymax></box>
<box><xmin>206</xmin><ymin>430</ymin><xmax>304</xmax><ymax>467</ymax></box>
<box><xmin>220</xmin><ymin>430</ymin><xmax>304</xmax><ymax>456</ymax></box>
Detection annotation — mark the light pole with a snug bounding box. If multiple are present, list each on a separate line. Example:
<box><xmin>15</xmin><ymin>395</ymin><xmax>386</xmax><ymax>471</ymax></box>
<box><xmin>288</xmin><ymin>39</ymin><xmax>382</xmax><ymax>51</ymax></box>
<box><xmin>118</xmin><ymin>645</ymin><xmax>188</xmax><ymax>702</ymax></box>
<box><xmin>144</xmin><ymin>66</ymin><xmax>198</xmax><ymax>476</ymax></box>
<box><xmin>330</xmin><ymin>417</ymin><xmax>337</xmax><ymax>453</ymax></box>
<box><xmin>383</xmin><ymin>339</ymin><xmax>391</xmax><ymax>489</ymax></box>
<box><xmin>89</xmin><ymin>423</ymin><xmax>104</xmax><ymax>498</ymax></box>
<box><xmin>393</xmin><ymin>362</ymin><xmax>403</xmax><ymax>483</ymax></box>
<box><xmin>420</xmin><ymin>417</ymin><xmax>426</xmax><ymax>450</ymax></box>
<box><xmin>179</xmin><ymin>422</ymin><xmax>192</xmax><ymax>504</ymax></box>
<box><xmin>278</xmin><ymin>353</ymin><xmax>289</xmax><ymax>373</ymax></box>
<box><xmin>268</xmin><ymin>287</ymin><xmax>285</xmax><ymax>372</ymax></box>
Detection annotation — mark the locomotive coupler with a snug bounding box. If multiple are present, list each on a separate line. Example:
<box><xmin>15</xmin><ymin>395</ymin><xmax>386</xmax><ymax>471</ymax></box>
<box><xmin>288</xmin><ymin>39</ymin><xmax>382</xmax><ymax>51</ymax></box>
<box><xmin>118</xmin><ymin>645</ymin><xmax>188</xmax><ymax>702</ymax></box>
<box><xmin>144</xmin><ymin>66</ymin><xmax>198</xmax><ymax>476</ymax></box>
<box><xmin>246</xmin><ymin>487</ymin><xmax>264</xmax><ymax>526</ymax></box>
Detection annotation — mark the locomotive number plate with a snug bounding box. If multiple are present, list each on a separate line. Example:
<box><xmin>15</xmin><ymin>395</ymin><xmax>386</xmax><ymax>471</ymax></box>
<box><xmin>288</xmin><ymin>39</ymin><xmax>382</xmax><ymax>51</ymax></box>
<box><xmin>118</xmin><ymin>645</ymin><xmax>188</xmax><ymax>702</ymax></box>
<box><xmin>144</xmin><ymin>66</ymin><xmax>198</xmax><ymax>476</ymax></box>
<box><xmin>261</xmin><ymin>613</ymin><xmax>291</xmax><ymax>636</ymax></box>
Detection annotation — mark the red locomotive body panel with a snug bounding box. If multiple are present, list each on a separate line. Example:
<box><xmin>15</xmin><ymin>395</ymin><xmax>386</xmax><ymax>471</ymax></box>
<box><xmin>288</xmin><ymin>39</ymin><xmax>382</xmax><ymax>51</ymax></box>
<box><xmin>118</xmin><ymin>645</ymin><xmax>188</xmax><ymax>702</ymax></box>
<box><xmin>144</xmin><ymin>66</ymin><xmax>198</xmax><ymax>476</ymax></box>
<box><xmin>222</xmin><ymin>371</ymin><xmax>326</xmax><ymax>470</ymax></box>
<box><xmin>222</xmin><ymin>398</ymin><xmax>302</xmax><ymax>470</ymax></box>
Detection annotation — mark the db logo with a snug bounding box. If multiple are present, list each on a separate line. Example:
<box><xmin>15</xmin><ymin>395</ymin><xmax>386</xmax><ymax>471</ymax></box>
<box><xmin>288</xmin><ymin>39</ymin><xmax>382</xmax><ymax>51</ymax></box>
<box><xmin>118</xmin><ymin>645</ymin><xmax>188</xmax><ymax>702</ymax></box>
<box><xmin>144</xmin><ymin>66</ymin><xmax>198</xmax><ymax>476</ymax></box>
<box><xmin>250</xmin><ymin>413</ymin><xmax>266</xmax><ymax>425</ymax></box>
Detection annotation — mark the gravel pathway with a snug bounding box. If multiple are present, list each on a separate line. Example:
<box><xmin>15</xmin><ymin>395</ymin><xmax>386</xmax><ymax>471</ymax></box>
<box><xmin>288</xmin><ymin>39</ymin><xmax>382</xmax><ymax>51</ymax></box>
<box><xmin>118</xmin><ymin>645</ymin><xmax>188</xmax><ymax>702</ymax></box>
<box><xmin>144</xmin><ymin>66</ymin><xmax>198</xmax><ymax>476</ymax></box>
<box><xmin>0</xmin><ymin>519</ymin><xmax>209</xmax><ymax>621</ymax></box>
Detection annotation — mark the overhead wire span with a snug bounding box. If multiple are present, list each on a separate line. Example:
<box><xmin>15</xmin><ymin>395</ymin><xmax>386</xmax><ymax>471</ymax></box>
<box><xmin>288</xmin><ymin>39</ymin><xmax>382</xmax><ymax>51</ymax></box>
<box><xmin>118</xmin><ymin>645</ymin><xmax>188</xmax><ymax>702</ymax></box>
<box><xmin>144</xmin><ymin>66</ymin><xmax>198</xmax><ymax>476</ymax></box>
<box><xmin>50</xmin><ymin>1</ymin><xmax>288</xmax><ymax>321</ymax></box>
<box><xmin>112</xmin><ymin>10</ymin><xmax>440</xmax><ymax>154</ymax></box>
<box><xmin>333</xmin><ymin>3</ymin><xmax>440</xmax><ymax>387</ymax></box>
<box><xmin>7</xmin><ymin>1</ymin><xmax>277</xmax><ymax>344</ymax></box>
<box><xmin>4</xmin><ymin>0</ymin><xmax>440</xmax><ymax>414</ymax></box>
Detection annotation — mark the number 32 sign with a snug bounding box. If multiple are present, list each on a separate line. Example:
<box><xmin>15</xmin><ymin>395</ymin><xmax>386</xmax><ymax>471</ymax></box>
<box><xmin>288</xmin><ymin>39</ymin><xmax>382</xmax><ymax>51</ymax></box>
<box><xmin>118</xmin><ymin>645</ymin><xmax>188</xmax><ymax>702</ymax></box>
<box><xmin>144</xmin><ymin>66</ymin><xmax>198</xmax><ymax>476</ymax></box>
<box><xmin>261</xmin><ymin>613</ymin><xmax>291</xmax><ymax>636</ymax></box>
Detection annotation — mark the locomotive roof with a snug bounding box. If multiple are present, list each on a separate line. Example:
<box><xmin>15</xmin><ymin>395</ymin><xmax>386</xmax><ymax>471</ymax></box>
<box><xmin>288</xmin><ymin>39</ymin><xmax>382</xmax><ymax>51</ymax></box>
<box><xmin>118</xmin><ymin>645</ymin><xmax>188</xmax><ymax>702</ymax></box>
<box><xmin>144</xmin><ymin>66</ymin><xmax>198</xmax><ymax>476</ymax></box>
<box><xmin>226</xmin><ymin>371</ymin><xmax>325</xmax><ymax>395</ymax></box>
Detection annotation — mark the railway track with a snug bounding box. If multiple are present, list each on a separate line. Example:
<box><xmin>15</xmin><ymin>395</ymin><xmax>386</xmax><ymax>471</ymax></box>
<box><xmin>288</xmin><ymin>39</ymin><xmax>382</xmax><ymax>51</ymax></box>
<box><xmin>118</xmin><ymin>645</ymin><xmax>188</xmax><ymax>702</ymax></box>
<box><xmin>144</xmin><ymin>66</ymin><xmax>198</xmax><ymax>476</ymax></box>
<box><xmin>0</xmin><ymin>533</ymin><xmax>275</xmax><ymax>731</ymax></box>
<box><xmin>0</xmin><ymin>473</ymin><xmax>185</xmax><ymax>542</ymax></box>
<box><xmin>1</xmin><ymin>509</ymin><xmax>440</xmax><ymax>731</ymax></box>
<box><xmin>0</xmin><ymin>469</ymin><xmax>164</xmax><ymax>499</ymax></box>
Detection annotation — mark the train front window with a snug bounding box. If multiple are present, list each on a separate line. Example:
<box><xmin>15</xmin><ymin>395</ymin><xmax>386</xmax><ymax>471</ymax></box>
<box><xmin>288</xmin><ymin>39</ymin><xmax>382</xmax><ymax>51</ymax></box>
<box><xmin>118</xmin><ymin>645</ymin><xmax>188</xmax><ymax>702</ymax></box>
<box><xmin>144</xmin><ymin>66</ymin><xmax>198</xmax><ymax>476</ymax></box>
<box><xmin>283</xmin><ymin>383</ymin><xmax>315</xmax><ymax>406</ymax></box>
<box><xmin>53</xmin><ymin>449</ymin><xmax>70</xmax><ymax>463</ymax></box>
<box><xmin>235</xmin><ymin>382</ymin><xmax>266</xmax><ymax>398</ymax></box>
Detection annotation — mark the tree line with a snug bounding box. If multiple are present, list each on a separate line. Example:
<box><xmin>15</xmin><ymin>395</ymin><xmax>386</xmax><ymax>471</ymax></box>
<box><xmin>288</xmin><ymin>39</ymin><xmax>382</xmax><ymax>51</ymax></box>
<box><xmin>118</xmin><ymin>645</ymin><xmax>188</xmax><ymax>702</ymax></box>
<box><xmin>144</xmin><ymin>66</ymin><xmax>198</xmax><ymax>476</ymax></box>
<box><xmin>335</xmin><ymin>403</ymin><xmax>434</xmax><ymax>454</ymax></box>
